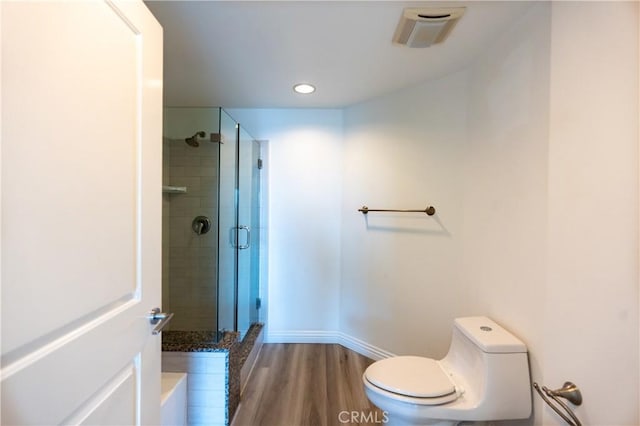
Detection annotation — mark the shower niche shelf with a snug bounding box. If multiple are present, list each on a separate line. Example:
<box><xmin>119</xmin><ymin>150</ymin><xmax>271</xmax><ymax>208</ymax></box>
<box><xmin>162</xmin><ymin>185</ymin><xmax>187</xmax><ymax>194</ymax></box>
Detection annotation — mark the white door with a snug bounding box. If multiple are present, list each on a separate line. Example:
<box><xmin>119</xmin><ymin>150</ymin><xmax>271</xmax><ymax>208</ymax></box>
<box><xmin>1</xmin><ymin>1</ymin><xmax>163</xmax><ymax>424</ymax></box>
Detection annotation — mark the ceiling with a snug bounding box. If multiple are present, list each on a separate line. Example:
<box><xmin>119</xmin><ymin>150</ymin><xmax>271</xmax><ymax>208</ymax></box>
<box><xmin>145</xmin><ymin>1</ymin><xmax>534</xmax><ymax>109</ymax></box>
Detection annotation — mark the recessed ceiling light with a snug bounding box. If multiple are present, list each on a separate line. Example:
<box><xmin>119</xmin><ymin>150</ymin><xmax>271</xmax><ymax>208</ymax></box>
<box><xmin>293</xmin><ymin>83</ymin><xmax>316</xmax><ymax>94</ymax></box>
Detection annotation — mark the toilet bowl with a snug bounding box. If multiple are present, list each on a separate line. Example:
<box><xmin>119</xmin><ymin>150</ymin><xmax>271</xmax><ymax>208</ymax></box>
<box><xmin>363</xmin><ymin>317</ymin><xmax>531</xmax><ymax>426</ymax></box>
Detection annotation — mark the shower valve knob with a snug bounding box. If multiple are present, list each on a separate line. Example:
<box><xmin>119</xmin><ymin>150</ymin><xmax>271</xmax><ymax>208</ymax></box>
<box><xmin>192</xmin><ymin>216</ymin><xmax>211</xmax><ymax>235</ymax></box>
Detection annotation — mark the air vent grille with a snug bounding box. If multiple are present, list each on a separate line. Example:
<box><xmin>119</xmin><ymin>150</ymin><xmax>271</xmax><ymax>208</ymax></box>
<box><xmin>393</xmin><ymin>7</ymin><xmax>465</xmax><ymax>48</ymax></box>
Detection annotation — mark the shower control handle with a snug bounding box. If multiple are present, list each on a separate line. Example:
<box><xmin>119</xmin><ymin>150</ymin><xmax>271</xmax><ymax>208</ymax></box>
<box><xmin>192</xmin><ymin>216</ymin><xmax>211</xmax><ymax>235</ymax></box>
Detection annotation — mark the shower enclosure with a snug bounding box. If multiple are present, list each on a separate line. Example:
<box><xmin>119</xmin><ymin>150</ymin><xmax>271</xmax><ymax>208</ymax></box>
<box><xmin>162</xmin><ymin>107</ymin><xmax>261</xmax><ymax>340</ymax></box>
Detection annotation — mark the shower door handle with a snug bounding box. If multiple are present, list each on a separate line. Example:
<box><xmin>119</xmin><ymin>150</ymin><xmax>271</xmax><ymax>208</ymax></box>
<box><xmin>148</xmin><ymin>307</ymin><xmax>174</xmax><ymax>335</ymax></box>
<box><xmin>238</xmin><ymin>225</ymin><xmax>251</xmax><ymax>249</ymax></box>
<box><xmin>231</xmin><ymin>226</ymin><xmax>251</xmax><ymax>249</ymax></box>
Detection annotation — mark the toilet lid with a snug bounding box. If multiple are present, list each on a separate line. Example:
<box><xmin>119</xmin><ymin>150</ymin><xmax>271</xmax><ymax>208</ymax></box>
<box><xmin>364</xmin><ymin>356</ymin><xmax>455</xmax><ymax>398</ymax></box>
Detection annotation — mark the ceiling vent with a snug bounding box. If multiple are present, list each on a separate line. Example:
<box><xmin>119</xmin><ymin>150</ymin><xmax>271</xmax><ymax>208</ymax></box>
<box><xmin>393</xmin><ymin>7</ymin><xmax>465</xmax><ymax>48</ymax></box>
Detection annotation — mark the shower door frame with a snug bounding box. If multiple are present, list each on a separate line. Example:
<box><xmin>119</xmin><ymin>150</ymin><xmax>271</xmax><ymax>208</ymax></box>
<box><xmin>235</xmin><ymin>125</ymin><xmax>261</xmax><ymax>338</ymax></box>
<box><xmin>216</xmin><ymin>110</ymin><xmax>261</xmax><ymax>338</ymax></box>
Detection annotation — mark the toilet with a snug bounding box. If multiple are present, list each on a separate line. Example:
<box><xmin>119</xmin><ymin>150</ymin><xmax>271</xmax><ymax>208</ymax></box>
<box><xmin>362</xmin><ymin>316</ymin><xmax>531</xmax><ymax>426</ymax></box>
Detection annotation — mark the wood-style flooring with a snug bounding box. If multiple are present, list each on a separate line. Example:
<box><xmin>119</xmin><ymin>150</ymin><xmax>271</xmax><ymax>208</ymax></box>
<box><xmin>232</xmin><ymin>344</ymin><xmax>384</xmax><ymax>426</ymax></box>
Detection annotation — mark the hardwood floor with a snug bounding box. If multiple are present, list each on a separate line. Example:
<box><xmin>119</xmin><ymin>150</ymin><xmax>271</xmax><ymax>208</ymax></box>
<box><xmin>231</xmin><ymin>344</ymin><xmax>384</xmax><ymax>426</ymax></box>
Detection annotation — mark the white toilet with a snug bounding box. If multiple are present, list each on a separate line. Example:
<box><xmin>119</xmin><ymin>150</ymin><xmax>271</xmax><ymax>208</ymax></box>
<box><xmin>363</xmin><ymin>316</ymin><xmax>531</xmax><ymax>426</ymax></box>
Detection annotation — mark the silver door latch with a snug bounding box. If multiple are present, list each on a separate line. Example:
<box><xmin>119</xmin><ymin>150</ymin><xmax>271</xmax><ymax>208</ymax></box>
<box><xmin>148</xmin><ymin>307</ymin><xmax>174</xmax><ymax>335</ymax></box>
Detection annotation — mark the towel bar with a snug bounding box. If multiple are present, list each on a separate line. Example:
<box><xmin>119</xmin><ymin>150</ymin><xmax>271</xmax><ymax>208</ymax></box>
<box><xmin>358</xmin><ymin>205</ymin><xmax>436</xmax><ymax>216</ymax></box>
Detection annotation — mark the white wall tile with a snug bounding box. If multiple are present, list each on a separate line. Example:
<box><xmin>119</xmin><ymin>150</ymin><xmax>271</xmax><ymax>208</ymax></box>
<box><xmin>187</xmin><ymin>373</ymin><xmax>226</xmax><ymax>391</ymax></box>
<box><xmin>187</xmin><ymin>389</ymin><xmax>226</xmax><ymax>408</ymax></box>
<box><xmin>163</xmin><ymin>351</ymin><xmax>229</xmax><ymax>425</ymax></box>
<box><xmin>188</xmin><ymin>406</ymin><xmax>225</xmax><ymax>426</ymax></box>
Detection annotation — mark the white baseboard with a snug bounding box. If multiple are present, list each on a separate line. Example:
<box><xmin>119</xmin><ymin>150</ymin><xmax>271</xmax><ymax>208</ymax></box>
<box><xmin>336</xmin><ymin>332</ymin><xmax>396</xmax><ymax>361</ymax></box>
<box><xmin>265</xmin><ymin>330</ymin><xmax>395</xmax><ymax>361</ymax></box>
<box><xmin>266</xmin><ymin>330</ymin><xmax>338</xmax><ymax>344</ymax></box>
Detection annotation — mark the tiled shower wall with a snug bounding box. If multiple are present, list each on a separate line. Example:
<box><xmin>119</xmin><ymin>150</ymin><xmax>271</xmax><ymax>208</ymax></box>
<box><xmin>163</xmin><ymin>108</ymin><xmax>220</xmax><ymax>331</ymax></box>
<box><xmin>162</xmin><ymin>351</ymin><xmax>228</xmax><ymax>425</ymax></box>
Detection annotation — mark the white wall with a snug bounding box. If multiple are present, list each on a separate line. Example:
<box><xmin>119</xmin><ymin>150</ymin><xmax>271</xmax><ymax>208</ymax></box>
<box><xmin>231</xmin><ymin>2</ymin><xmax>639</xmax><ymax>423</ymax></box>
<box><xmin>544</xmin><ymin>2</ymin><xmax>639</xmax><ymax>424</ymax></box>
<box><xmin>226</xmin><ymin>108</ymin><xmax>344</xmax><ymax>339</ymax></box>
<box><xmin>343</xmin><ymin>2</ymin><xmax>638</xmax><ymax>424</ymax></box>
<box><xmin>461</xmin><ymin>5</ymin><xmax>551</xmax><ymax>423</ymax></box>
<box><xmin>341</xmin><ymin>70</ymin><xmax>469</xmax><ymax>358</ymax></box>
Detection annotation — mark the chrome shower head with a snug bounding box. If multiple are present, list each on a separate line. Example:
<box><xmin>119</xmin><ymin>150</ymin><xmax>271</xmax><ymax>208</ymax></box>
<box><xmin>185</xmin><ymin>131</ymin><xmax>206</xmax><ymax>147</ymax></box>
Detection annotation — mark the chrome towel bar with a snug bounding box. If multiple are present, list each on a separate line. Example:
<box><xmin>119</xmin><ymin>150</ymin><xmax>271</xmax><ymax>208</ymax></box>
<box><xmin>533</xmin><ymin>382</ymin><xmax>582</xmax><ymax>426</ymax></box>
<box><xmin>358</xmin><ymin>205</ymin><xmax>436</xmax><ymax>216</ymax></box>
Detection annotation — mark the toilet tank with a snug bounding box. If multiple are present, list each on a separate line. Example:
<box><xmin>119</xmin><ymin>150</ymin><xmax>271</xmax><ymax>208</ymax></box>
<box><xmin>441</xmin><ymin>316</ymin><xmax>531</xmax><ymax>421</ymax></box>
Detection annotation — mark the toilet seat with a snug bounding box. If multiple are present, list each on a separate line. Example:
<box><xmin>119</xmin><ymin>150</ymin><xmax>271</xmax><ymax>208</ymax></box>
<box><xmin>364</xmin><ymin>356</ymin><xmax>459</xmax><ymax>406</ymax></box>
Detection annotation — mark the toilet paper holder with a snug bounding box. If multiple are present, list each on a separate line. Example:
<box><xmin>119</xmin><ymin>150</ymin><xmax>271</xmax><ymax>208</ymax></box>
<box><xmin>533</xmin><ymin>381</ymin><xmax>582</xmax><ymax>426</ymax></box>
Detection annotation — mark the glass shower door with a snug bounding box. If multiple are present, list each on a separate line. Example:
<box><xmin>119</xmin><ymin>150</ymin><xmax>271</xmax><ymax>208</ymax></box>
<box><xmin>217</xmin><ymin>110</ymin><xmax>239</xmax><ymax>333</ymax></box>
<box><xmin>162</xmin><ymin>107</ymin><xmax>260</xmax><ymax>341</ymax></box>
<box><xmin>162</xmin><ymin>107</ymin><xmax>221</xmax><ymax>334</ymax></box>
<box><xmin>237</xmin><ymin>128</ymin><xmax>260</xmax><ymax>337</ymax></box>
